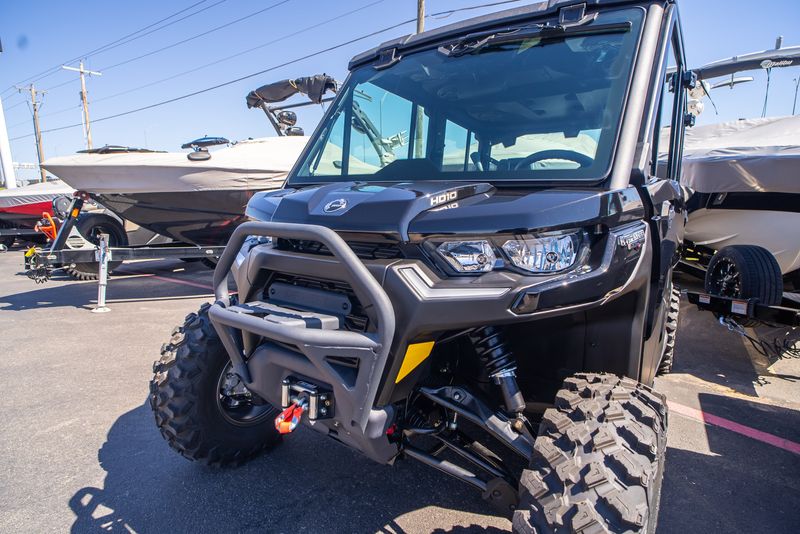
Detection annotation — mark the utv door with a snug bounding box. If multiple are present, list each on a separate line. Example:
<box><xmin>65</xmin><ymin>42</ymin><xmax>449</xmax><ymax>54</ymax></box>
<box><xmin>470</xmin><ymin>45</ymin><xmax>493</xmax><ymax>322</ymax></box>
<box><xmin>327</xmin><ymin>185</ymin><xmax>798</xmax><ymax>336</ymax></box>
<box><xmin>639</xmin><ymin>10</ymin><xmax>689</xmax><ymax>384</ymax></box>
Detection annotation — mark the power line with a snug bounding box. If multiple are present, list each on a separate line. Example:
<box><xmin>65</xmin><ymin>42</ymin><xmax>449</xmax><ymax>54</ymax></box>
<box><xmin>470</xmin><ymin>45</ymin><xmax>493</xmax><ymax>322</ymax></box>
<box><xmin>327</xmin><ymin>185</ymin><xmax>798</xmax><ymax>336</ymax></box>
<box><xmin>9</xmin><ymin>0</ymin><xmax>524</xmax><ymax>142</ymax></box>
<box><xmin>8</xmin><ymin>0</ymin><xmax>386</xmax><ymax>130</ymax></box>
<box><xmin>1</xmin><ymin>0</ymin><xmax>223</xmax><ymax>97</ymax></box>
<box><xmin>98</xmin><ymin>0</ymin><xmax>292</xmax><ymax>72</ymax></box>
<box><xmin>92</xmin><ymin>0</ymin><xmax>387</xmax><ymax>104</ymax></box>
<box><xmin>6</xmin><ymin>0</ymin><xmax>382</xmax><ymax>130</ymax></box>
<box><xmin>13</xmin><ymin>0</ymin><xmax>272</xmax><ymax>99</ymax></box>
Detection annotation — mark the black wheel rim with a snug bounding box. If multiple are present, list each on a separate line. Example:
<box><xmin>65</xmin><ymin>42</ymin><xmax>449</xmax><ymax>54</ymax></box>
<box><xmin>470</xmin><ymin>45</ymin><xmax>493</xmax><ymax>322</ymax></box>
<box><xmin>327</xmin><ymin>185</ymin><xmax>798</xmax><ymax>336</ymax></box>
<box><xmin>708</xmin><ymin>258</ymin><xmax>742</xmax><ymax>298</ymax></box>
<box><xmin>85</xmin><ymin>224</ymin><xmax>121</xmax><ymax>247</ymax></box>
<box><xmin>215</xmin><ymin>361</ymin><xmax>274</xmax><ymax>426</ymax></box>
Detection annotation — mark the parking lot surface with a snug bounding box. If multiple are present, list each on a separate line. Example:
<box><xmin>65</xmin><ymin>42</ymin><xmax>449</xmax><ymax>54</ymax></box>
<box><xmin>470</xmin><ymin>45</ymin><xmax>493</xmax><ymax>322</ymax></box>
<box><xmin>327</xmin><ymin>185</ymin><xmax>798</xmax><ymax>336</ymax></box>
<box><xmin>1</xmin><ymin>251</ymin><xmax>798</xmax><ymax>533</ymax></box>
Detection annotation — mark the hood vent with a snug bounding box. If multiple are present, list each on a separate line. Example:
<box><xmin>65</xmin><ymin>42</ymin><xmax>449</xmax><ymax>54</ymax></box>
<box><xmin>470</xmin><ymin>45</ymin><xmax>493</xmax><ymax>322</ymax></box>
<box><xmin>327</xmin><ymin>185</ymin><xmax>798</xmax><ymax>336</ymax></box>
<box><xmin>276</xmin><ymin>238</ymin><xmax>404</xmax><ymax>261</ymax></box>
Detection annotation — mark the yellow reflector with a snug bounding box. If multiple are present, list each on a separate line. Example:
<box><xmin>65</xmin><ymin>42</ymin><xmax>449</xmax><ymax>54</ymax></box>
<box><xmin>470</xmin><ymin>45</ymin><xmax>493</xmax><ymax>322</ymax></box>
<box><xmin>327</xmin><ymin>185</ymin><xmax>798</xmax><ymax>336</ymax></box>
<box><xmin>71</xmin><ymin>208</ymin><xmax>80</xmax><ymax>218</ymax></box>
<box><xmin>25</xmin><ymin>247</ymin><xmax>37</xmax><ymax>257</ymax></box>
<box><xmin>395</xmin><ymin>341</ymin><xmax>435</xmax><ymax>383</ymax></box>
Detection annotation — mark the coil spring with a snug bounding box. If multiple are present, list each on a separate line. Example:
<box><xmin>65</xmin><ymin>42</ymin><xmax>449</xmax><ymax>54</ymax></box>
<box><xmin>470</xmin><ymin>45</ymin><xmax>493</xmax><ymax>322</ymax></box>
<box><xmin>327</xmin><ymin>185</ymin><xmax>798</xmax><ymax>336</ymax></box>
<box><xmin>469</xmin><ymin>325</ymin><xmax>516</xmax><ymax>376</ymax></box>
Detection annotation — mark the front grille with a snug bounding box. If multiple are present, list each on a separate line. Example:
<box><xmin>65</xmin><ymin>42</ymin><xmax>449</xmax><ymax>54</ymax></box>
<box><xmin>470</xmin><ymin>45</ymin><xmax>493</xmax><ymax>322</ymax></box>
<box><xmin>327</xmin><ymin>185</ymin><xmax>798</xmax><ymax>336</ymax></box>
<box><xmin>266</xmin><ymin>273</ymin><xmax>369</xmax><ymax>332</ymax></box>
<box><xmin>276</xmin><ymin>238</ymin><xmax>404</xmax><ymax>261</ymax></box>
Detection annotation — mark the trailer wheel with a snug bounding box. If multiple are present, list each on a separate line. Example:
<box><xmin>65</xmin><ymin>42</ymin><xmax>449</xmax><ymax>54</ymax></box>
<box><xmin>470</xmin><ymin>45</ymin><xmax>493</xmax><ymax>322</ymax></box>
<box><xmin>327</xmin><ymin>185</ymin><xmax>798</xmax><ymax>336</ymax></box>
<box><xmin>150</xmin><ymin>300</ymin><xmax>281</xmax><ymax>467</ymax></box>
<box><xmin>656</xmin><ymin>286</ymin><xmax>681</xmax><ymax>376</ymax></box>
<box><xmin>0</xmin><ymin>221</ymin><xmax>16</xmax><ymax>248</ymax></box>
<box><xmin>65</xmin><ymin>215</ymin><xmax>127</xmax><ymax>280</ymax></box>
<box><xmin>513</xmin><ymin>373</ymin><xmax>667</xmax><ymax>534</ymax></box>
<box><xmin>705</xmin><ymin>245</ymin><xmax>782</xmax><ymax>312</ymax></box>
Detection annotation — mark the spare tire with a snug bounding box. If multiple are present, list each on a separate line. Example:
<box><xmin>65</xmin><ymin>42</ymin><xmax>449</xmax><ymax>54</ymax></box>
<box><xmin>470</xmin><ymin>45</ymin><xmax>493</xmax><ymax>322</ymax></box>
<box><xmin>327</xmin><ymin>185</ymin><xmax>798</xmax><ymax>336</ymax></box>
<box><xmin>704</xmin><ymin>245</ymin><xmax>782</xmax><ymax>307</ymax></box>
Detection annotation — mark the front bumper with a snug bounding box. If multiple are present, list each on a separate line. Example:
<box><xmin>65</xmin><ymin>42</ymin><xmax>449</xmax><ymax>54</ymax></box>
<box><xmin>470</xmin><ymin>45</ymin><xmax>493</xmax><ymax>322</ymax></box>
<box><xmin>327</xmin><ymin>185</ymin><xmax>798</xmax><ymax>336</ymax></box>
<box><xmin>208</xmin><ymin>220</ymin><xmax>650</xmax><ymax>463</ymax></box>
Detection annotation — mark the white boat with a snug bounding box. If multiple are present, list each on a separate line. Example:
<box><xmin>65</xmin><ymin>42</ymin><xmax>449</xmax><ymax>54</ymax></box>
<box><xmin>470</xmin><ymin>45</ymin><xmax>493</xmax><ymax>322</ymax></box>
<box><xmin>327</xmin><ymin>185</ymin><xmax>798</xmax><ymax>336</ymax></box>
<box><xmin>42</xmin><ymin>136</ymin><xmax>308</xmax><ymax>246</ymax></box>
<box><xmin>39</xmin><ymin>75</ymin><xmax>337</xmax><ymax>247</ymax></box>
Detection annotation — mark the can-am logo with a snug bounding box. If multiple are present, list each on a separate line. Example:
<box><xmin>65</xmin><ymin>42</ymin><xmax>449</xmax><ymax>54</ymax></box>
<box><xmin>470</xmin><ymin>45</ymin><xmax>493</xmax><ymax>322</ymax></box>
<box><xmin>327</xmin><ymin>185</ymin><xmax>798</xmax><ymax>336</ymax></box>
<box><xmin>760</xmin><ymin>59</ymin><xmax>794</xmax><ymax>69</ymax></box>
<box><xmin>430</xmin><ymin>191</ymin><xmax>458</xmax><ymax>207</ymax></box>
<box><xmin>323</xmin><ymin>198</ymin><xmax>348</xmax><ymax>213</ymax></box>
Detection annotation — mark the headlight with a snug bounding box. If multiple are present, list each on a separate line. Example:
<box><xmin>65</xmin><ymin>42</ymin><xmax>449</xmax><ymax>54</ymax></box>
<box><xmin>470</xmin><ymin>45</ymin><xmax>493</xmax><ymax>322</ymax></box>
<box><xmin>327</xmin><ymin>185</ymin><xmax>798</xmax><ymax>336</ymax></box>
<box><xmin>502</xmin><ymin>231</ymin><xmax>580</xmax><ymax>273</ymax></box>
<box><xmin>437</xmin><ymin>240</ymin><xmax>496</xmax><ymax>273</ymax></box>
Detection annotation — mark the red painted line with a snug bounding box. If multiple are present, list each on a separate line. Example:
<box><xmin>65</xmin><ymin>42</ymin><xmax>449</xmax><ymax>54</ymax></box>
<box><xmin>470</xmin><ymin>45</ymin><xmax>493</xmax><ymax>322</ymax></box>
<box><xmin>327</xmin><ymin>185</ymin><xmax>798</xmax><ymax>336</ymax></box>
<box><xmin>668</xmin><ymin>400</ymin><xmax>800</xmax><ymax>456</ymax></box>
<box><xmin>114</xmin><ymin>270</ymin><xmax>237</xmax><ymax>294</ymax></box>
<box><xmin>114</xmin><ymin>271</ymin><xmax>214</xmax><ymax>290</ymax></box>
<box><xmin>149</xmin><ymin>274</ymin><xmax>214</xmax><ymax>291</ymax></box>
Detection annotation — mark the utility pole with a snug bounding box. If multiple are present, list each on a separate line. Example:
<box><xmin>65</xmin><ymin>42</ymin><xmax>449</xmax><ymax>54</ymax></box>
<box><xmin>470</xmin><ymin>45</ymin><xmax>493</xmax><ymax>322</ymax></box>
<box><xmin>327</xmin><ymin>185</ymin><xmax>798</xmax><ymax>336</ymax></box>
<box><xmin>414</xmin><ymin>0</ymin><xmax>425</xmax><ymax>158</ymax></box>
<box><xmin>17</xmin><ymin>84</ymin><xmax>46</xmax><ymax>183</ymax></box>
<box><xmin>62</xmin><ymin>60</ymin><xmax>101</xmax><ymax>150</ymax></box>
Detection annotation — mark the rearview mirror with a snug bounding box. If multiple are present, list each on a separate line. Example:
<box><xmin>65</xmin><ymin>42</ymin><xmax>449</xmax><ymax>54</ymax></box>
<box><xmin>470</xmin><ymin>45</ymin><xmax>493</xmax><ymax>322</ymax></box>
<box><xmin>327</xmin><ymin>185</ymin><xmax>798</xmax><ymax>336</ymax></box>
<box><xmin>285</xmin><ymin>126</ymin><xmax>304</xmax><ymax>136</ymax></box>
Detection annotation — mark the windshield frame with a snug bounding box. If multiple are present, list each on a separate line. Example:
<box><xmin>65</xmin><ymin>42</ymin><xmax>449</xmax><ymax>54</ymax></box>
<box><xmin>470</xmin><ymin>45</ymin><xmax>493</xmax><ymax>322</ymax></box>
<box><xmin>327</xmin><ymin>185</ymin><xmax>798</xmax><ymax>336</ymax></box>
<box><xmin>286</xmin><ymin>6</ymin><xmax>647</xmax><ymax>188</ymax></box>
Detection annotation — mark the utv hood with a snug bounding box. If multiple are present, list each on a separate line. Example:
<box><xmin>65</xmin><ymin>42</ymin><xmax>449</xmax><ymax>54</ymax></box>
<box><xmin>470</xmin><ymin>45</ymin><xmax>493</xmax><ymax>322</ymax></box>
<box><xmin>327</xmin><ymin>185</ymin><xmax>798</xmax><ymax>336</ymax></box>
<box><xmin>246</xmin><ymin>181</ymin><xmax>645</xmax><ymax>241</ymax></box>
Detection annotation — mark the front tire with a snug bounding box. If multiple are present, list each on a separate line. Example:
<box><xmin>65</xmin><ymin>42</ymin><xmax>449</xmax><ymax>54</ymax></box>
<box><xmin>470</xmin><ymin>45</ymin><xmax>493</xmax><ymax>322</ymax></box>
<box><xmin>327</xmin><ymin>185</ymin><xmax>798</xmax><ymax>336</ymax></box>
<box><xmin>150</xmin><ymin>302</ymin><xmax>281</xmax><ymax>466</ymax></box>
<box><xmin>513</xmin><ymin>373</ymin><xmax>668</xmax><ymax>534</ymax></box>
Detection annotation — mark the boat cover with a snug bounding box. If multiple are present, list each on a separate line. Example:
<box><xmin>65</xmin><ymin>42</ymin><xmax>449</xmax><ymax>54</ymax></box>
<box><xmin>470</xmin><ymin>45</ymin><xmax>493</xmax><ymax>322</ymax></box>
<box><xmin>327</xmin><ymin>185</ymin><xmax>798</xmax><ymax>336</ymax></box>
<box><xmin>42</xmin><ymin>136</ymin><xmax>308</xmax><ymax>194</ymax></box>
<box><xmin>0</xmin><ymin>180</ymin><xmax>74</xmax><ymax>209</ymax></box>
<box><xmin>676</xmin><ymin>115</ymin><xmax>800</xmax><ymax>194</ymax></box>
<box><xmin>246</xmin><ymin>75</ymin><xmax>337</xmax><ymax>108</ymax></box>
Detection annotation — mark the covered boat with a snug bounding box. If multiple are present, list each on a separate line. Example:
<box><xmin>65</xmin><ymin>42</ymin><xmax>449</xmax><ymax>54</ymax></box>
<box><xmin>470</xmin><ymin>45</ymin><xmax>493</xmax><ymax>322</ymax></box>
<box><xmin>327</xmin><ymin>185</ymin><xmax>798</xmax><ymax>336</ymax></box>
<box><xmin>680</xmin><ymin>115</ymin><xmax>800</xmax><ymax>275</ymax></box>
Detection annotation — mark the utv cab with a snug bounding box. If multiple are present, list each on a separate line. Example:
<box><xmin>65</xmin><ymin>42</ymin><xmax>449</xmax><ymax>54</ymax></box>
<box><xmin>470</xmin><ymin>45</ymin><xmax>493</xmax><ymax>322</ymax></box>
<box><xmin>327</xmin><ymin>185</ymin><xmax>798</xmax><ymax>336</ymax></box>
<box><xmin>151</xmin><ymin>1</ymin><xmax>691</xmax><ymax>532</ymax></box>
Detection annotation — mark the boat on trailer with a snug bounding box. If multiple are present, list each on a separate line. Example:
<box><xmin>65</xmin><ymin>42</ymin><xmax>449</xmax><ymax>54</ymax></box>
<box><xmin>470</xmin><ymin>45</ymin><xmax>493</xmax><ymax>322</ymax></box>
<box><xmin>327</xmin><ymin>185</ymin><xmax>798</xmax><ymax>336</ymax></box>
<box><xmin>678</xmin><ymin>42</ymin><xmax>800</xmax><ymax>288</ymax></box>
<box><xmin>40</xmin><ymin>75</ymin><xmax>335</xmax><ymax>248</ymax></box>
<box><xmin>680</xmin><ymin>115</ymin><xmax>800</xmax><ymax>276</ymax></box>
<box><xmin>42</xmin><ymin>137</ymin><xmax>308</xmax><ymax>246</ymax></box>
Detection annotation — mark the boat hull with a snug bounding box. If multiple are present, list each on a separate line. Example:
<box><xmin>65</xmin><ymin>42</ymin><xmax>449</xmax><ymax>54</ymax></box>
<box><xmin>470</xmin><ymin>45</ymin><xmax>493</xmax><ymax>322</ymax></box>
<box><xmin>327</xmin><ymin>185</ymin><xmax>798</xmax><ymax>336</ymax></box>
<box><xmin>0</xmin><ymin>200</ymin><xmax>53</xmax><ymax>227</ymax></box>
<box><xmin>92</xmin><ymin>190</ymin><xmax>258</xmax><ymax>246</ymax></box>
<box><xmin>686</xmin><ymin>208</ymin><xmax>800</xmax><ymax>275</ymax></box>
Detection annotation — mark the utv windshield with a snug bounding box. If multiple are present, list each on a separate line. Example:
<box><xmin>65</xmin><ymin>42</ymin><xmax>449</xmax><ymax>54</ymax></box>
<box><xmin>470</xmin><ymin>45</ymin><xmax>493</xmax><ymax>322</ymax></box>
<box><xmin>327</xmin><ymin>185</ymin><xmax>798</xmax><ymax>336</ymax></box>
<box><xmin>291</xmin><ymin>8</ymin><xmax>644</xmax><ymax>185</ymax></box>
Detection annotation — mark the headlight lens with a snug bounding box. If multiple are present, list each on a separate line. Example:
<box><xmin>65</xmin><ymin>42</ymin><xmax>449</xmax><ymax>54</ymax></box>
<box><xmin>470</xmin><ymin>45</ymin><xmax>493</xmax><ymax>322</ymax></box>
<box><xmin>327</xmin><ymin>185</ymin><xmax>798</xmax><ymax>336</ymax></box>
<box><xmin>437</xmin><ymin>240</ymin><xmax>496</xmax><ymax>273</ymax></box>
<box><xmin>502</xmin><ymin>231</ymin><xmax>580</xmax><ymax>273</ymax></box>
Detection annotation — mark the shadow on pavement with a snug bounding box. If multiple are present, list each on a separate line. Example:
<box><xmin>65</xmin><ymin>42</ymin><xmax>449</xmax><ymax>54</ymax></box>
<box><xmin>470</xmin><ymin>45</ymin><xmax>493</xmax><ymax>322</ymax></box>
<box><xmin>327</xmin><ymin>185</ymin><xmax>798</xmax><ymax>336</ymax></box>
<box><xmin>0</xmin><ymin>276</ymin><xmax>212</xmax><ymax>312</ymax></box>
<box><xmin>0</xmin><ymin>260</ymin><xmax>216</xmax><ymax>312</ymax></box>
<box><xmin>659</xmin><ymin>392</ymin><xmax>800</xmax><ymax>534</ymax></box>
<box><xmin>672</xmin><ymin>299</ymin><xmax>765</xmax><ymax>396</ymax></box>
<box><xmin>69</xmin><ymin>401</ymin><xmax>503</xmax><ymax>533</ymax></box>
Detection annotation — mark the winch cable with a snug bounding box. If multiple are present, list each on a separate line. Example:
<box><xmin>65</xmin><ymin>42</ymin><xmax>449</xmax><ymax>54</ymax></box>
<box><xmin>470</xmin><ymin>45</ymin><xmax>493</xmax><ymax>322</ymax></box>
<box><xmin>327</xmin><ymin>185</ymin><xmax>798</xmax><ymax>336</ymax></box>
<box><xmin>8</xmin><ymin>0</ymin><xmax>524</xmax><ymax>142</ymax></box>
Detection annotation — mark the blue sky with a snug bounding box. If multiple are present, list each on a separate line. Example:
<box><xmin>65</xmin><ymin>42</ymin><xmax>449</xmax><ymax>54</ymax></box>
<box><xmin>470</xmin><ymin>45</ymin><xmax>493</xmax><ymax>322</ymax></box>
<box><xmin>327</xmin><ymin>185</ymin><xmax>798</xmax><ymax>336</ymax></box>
<box><xmin>1</xmin><ymin>0</ymin><xmax>799</xmax><ymax>183</ymax></box>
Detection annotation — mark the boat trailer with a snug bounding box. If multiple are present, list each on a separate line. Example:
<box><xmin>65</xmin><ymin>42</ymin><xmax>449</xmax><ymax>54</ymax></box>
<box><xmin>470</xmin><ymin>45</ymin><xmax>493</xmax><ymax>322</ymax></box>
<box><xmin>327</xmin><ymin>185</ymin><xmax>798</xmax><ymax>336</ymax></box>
<box><xmin>686</xmin><ymin>290</ymin><xmax>800</xmax><ymax>359</ymax></box>
<box><xmin>24</xmin><ymin>193</ymin><xmax>226</xmax><ymax>284</ymax></box>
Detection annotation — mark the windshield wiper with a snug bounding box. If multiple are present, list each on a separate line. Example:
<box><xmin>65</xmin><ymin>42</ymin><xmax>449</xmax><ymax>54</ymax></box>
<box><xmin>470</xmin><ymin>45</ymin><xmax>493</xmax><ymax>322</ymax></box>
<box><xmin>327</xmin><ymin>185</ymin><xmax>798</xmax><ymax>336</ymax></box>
<box><xmin>438</xmin><ymin>21</ymin><xmax>632</xmax><ymax>58</ymax></box>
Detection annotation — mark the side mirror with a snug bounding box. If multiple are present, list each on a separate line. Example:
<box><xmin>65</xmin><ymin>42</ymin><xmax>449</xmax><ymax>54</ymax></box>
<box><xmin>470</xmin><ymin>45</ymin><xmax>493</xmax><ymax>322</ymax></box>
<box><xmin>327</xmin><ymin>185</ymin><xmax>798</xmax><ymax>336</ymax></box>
<box><xmin>285</xmin><ymin>126</ymin><xmax>304</xmax><ymax>136</ymax></box>
<box><xmin>277</xmin><ymin>110</ymin><xmax>297</xmax><ymax>127</ymax></box>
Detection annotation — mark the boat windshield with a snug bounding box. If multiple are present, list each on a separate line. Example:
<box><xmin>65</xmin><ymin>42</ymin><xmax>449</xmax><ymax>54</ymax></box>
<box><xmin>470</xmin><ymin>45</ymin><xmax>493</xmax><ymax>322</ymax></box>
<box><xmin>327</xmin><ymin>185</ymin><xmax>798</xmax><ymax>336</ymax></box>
<box><xmin>290</xmin><ymin>8</ymin><xmax>644</xmax><ymax>185</ymax></box>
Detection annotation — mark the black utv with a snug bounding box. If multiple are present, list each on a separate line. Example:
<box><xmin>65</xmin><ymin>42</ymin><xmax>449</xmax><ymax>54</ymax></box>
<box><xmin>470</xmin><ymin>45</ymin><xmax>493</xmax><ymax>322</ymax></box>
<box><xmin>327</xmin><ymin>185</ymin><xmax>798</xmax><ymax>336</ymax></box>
<box><xmin>151</xmin><ymin>1</ymin><xmax>691</xmax><ymax>531</ymax></box>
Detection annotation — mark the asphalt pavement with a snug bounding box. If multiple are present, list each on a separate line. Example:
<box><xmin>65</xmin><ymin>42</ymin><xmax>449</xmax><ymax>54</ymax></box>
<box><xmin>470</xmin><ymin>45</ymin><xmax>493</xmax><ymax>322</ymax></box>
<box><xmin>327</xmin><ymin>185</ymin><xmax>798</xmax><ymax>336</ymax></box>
<box><xmin>0</xmin><ymin>250</ymin><xmax>798</xmax><ymax>533</ymax></box>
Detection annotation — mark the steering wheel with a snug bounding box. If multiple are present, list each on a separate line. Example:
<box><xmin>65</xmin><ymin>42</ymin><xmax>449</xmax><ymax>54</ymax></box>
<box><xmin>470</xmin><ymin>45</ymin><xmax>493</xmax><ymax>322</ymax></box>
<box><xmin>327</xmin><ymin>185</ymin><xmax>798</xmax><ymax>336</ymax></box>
<box><xmin>513</xmin><ymin>149</ymin><xmax>594</xmax><ymax>170</ymax></box>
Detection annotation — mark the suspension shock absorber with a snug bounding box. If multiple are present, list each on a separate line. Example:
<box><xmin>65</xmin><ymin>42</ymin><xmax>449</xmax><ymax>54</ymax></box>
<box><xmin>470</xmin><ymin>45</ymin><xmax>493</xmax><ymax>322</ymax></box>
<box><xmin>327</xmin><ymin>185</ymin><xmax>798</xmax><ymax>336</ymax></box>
<box><xmin>469</xmin><ymin>326</ymin><xmax>526</xmax><ymax>415</ymax></box>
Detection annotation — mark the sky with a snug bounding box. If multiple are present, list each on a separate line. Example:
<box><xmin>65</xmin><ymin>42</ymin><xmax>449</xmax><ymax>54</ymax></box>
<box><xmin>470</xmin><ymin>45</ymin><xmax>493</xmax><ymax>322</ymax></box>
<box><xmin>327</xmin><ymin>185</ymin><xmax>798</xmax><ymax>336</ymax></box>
<box><xmin>1</xmin><ymin>0</ymin><xmax>799</xmax><ymax>184</ymax></box>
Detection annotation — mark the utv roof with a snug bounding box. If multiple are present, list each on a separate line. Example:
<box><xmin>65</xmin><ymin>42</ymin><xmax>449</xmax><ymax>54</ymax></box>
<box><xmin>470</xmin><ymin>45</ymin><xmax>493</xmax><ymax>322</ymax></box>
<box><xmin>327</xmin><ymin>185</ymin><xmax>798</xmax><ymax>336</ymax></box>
<box><xmin>349</xmin><ymin>0</ymin><xmax>667</xmax><ymax>70</ymax></box>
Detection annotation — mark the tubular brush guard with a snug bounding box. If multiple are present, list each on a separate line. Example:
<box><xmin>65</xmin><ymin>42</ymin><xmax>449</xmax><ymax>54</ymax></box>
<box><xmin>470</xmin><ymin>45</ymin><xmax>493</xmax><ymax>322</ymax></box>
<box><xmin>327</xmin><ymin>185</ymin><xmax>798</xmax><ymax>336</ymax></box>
<box><xmin>208</xmin><ymin>222</ymin><xmax>397</xmax><ymax>456</ymax></box>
